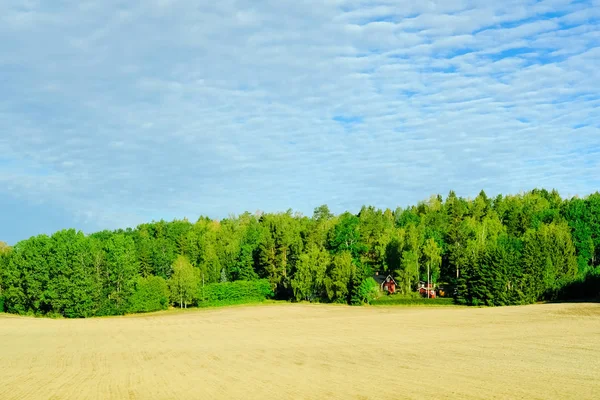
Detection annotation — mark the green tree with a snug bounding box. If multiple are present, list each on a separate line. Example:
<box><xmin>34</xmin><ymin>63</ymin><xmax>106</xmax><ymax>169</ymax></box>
<box><xmin>324</xmin><ymin>251</ymin><xmax>355</xmax><ymax>303</ymax></box>
<box><xmin>329</xmin><ymin>212</ymin><xmax>367</xmax><ymax>260</ymax></box>
<box><xmin>522</xmin><ymin>222</ymin><xmax>578</xmax><ymax>301</ymax></box>
<box><xmin>0</xmin><ymin>241</ymin><xmax>11</xmax><ymax>311</ymax></box>
<box><xmin>135</xmin><ymin>227</ymin><xmax>153</xmax><ymax>277</ymax></box>
<box><xmin>356</xmin><ymin>277</ymin><xmax>380</xmax><ymax>304</ymax></box>
<box><xmin>471</xmin><ymin>190</ymin><xmax>491</xmax><ymax>221</ymax></box>
<box><xmin>168</xmin><ymin>255</ymin><xmax>198</xmax><ymax>308</ymax></box>
<box><xmin>404</xmin><ymin>223</ymin><xmax>424</xmax><ymax>284</ymax></box>
<box><xmin>47</xmin><ymin>230</ymin><xmax>97</xmax><ymax>317</ymax></box>
<box><xmin>256</xmin><ymin>213</ymin><xmax>304</xmax><ymax>297</ymax></box>
<box><xmin>358</xmin><ymin>206</ymin><xmax>394</xmax><ymax>273</ymax></box>
<box><xmin>104</xmin><ymin>233</ymin><xmax>139</xmax><ymax>314</ymax></box>
<box><xmin>384</xmin><ymin>231</ymin><xmax>404</xmax><ymax>274</ymax></box>
<box><xmin>445</xmin><ymin>191</ymin><xmax>468</xmax><ymax>280</ymax></box>
<box><xmin>423</xmin><ymin>238</ymin><xmax>442</xmax><ymax>293</ymax></box>
<box><xmin>562</xmin><ymin>197</ymin><xmax>595</xmax><ymax>273</ymax></box>
<box><xmin>291</xmin><ymin>245</ymin><xmax>330</xmax><ymax>301</ymax></box>
<box><xmin>230</xmin><ymin>213</ymin><xmax>261</xmax><ymax>281</ymax></box>
<box><xmin>313</xmin><ymin>204</ymin><xmax>333</xmax><ymax>222</ymax></box>
<box><xmin>385</xmin><ymin>229</ymin><xmax>418</xmax><ymax>294</ymax></box>
<box><xmin>128</xmin><ymin>276</ymin><xmax>170</xmax><ymax>313</ymax></box>
<box><xmin>2</xmin><ymin>235</ymin><xmax>53</xmax><ymax>315</ymax></box>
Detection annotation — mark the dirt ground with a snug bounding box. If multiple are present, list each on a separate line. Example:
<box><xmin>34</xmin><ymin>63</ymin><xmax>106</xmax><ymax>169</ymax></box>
<box><xmin>1</xmin><ymin>303</ymin><xmax>599</xmax><ymax>400</ymax></box>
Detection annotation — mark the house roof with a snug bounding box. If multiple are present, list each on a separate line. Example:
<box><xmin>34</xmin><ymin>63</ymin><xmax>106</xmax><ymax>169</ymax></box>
<box><xmin>374</xmin><ymin>274</ymin><xmax>396</xmax><ymax>285</ymax></box>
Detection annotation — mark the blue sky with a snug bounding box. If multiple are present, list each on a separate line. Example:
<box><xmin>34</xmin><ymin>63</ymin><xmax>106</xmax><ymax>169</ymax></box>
<box><xmin>1</xmin><ymin>0</ymin><xmax>599</xmax><ymax>244</ymax></box>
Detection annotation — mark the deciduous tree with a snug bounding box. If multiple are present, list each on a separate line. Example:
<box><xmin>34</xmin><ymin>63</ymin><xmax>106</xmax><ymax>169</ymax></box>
<box><xmin>168</xmin><ymin>255</ymin><xmax>198</xmax><ymax>308</ymax></box>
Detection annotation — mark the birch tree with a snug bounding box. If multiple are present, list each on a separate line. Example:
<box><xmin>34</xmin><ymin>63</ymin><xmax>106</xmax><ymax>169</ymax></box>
<box><xmin>169</xmin><ymin>255</ymin><xmax>197</xmax><ymax>308</ymax></box>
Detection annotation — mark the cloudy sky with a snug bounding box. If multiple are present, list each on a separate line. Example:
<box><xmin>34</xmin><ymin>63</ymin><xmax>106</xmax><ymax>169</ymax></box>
<box><xmin>1</xmin><ymin>0</ymin><xmax>599</xmax><ymax>244</ymax></box>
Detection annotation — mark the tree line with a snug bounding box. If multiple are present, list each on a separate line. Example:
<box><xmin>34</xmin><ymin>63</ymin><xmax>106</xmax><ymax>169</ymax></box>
<box><xmin>1</xmin><ymin>188</ymin><xmax>599</xmax><ymax>317</ymax></box>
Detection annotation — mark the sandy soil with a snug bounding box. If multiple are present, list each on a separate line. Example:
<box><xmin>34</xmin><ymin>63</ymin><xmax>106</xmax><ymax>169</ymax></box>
<box><xmin>1</xmin><ymin>302</ymin><xmax>599</xmax><ymax>400</ymax></box>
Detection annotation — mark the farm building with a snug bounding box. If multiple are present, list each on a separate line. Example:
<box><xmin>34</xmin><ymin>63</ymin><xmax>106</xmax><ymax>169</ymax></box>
<box><xmin>373</xmin><ymin>273</ymin><xmax>397</xmax><ymax>294</ymax></box>
<box><xmin>418</xmin><ymin>282</ymin><xmax>436</xmax><ymax>298</ymax></box>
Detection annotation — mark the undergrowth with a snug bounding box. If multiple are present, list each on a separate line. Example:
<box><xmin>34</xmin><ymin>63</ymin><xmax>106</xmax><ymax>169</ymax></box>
<box><xmin>370</xmin><ymin>294</ymin><xmax>456</xmax><ymax>306</ymax></box>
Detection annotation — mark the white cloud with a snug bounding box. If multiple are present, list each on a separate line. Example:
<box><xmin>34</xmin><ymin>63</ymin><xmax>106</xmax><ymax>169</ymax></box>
<box><xmin>0</xmin><ymin>0</ymin><xmax>599</xmax><ymax>241</ymax></box>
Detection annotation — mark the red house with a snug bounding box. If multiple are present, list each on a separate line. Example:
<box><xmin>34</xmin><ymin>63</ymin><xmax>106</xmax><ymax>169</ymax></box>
<box><xmin>373</xmin><ymin>273</ymin><xmax>397</xmax><ymax>294</ymax></box>
<box><xmin>381</xmin><ymin>275</ymin><xmax>397</xmax><ymax>294</ymax></box>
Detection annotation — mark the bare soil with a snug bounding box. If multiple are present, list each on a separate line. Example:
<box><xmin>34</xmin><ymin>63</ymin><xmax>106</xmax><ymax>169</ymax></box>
<box><xmin>1</xmin><ymin>302</ymin><xmax>599</xmax><ymax>399</ymax></box>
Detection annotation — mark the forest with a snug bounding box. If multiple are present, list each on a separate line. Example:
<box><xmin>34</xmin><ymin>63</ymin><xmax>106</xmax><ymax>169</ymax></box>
<box><xmin>1</xmin><ymin>188</ymin><xmax>599</xmax><ymax>317</ymax></box>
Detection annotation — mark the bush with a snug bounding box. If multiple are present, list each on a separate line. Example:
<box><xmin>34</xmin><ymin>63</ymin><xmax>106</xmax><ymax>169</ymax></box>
<box><xmin>128</xmin><ymin>276</ymin><xmax>170</xmax><ymax>313</ymax></box>
<box><xmin>356</xmin><ymin>278</ymin><xmax>380</xmax><ymax>304</ymax></box>
<box><xmin>370</xmin><ymin>293</ymin><xmax>456</xmax><ymax>306</ymax></box>
<box><xmin>0</xmin><ymin>295</ymin><xmax>4</xmax><ymax>312</ymax></box>
<box><xmin>198</xmin><ymin>279</ymin><xmax>273</xmax><ymax>305</ymax></box>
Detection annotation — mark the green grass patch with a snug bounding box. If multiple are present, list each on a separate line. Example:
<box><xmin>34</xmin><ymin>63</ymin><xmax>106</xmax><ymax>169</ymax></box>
<box><xmin>371</xmin><ymin>294</ymin><xmax>457</xmax><ymax>307</ymax></box>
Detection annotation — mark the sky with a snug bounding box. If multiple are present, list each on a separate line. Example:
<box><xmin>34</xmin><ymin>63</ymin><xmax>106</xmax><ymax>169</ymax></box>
<box><xmin>1</xmin><ymin>0</ymin><xmax>599</xmax><ymax>244</ymax></box>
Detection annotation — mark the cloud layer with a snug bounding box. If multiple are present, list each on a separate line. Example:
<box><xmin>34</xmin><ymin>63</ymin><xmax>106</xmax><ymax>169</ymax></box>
<box><xmin>1</xmin><ymin>0</ymin><xmax>599</xmax><ymax>242</ymax></box>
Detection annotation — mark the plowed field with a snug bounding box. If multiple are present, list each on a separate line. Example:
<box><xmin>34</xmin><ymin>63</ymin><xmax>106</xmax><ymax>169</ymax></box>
<box><xmin>1</xmin><ymin>303</ymin><xmax>599</xmax><ymax>399</ymax></box>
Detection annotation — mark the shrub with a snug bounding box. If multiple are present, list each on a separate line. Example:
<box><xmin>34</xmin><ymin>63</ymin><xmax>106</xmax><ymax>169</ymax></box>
<box><xmin>356</xmin><ymin>277</ymin><xmax>380</xmax><ymax>304</ymax></box>
<box><xmin>370</xmin><ymin>293</ymin><xmax>455</xmax><ymax>306</ymax></box>
<box><xmin>128</xmin><ymin>276</ymin><xmax>170</xmax><ymax>313</ymax></box>
<box><xmin>0</xmin><ymin>295</ymin><xmax>4</xmax><ymax>312</ymax></box>
<box><xmin>198</xmin><ymin>279</ymin><xmax>273</xmax><ymax>305</ymax></box>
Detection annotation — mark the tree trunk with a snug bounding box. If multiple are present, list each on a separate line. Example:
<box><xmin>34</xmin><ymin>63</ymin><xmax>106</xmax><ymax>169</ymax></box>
<box><xmin>456</xmin><ymin>242</ymin><xmax>461</xmax><ymax>279</ymax></box>
<box><xmin>427</xmin><ymin>262</ymin><xmax>430</xmax><ymax>298</ymax></box>
<box><xmin>283</xmin><ymin>248</ymin><xmax>287</xmax><ymax>278</ymax></box>
<box><xmin>415</xmin><ymin>259</ymin><xmax>419</xmax><ymax>289</ymax></box>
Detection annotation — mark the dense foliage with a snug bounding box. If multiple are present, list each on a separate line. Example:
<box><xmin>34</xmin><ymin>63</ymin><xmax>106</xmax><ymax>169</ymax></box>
<box><xmin>128</xmin><ymin>276</ymin><xmax>170</xmax><ymax>313</ymax></box>
<box><xmin>371</xmin><ymin>294</ymin><xmax>455</xmax><ymax>306</ymax></box>
<box><xmin>199</xmin><ymin>279</ymin><xmax>273</xmax><ymax>306</ymax></box>
<box><xmin>1</xmin><ymin>189</ymin><xmax>599</xmax><ymax>317</ymax></box>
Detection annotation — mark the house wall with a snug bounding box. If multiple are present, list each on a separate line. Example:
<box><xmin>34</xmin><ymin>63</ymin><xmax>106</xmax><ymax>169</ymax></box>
<box><xmin>383</xmin><ymin>282</ymin><xmax>396</xmax><ymax>294</ymax></box>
